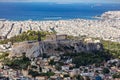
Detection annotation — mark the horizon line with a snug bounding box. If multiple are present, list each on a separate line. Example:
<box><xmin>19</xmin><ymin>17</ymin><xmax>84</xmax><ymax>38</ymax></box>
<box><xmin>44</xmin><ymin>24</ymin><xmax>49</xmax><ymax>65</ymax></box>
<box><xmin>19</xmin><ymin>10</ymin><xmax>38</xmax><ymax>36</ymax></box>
<box><xmin>0</xmin><ymin>1</ymin><xmax>120</xmax><ymax>4</ymax></box>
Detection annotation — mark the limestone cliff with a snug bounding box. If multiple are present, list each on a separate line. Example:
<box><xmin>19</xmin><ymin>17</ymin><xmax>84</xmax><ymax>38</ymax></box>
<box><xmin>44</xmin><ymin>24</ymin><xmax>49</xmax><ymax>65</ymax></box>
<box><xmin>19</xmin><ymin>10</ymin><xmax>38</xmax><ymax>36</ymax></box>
<box><xmin>10</xmin><ymin>39</ymin><xmax>103</xmax><ymax>58</ymax></box>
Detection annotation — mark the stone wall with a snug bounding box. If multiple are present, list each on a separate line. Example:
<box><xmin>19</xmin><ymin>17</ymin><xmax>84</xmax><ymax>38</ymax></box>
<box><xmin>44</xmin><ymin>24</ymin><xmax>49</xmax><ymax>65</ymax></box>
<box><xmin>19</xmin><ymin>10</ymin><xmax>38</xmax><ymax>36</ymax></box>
<box><xmin>10</xmin><ymin>39</ymin><xmax>103</xmax><ymax>58</ymax></box>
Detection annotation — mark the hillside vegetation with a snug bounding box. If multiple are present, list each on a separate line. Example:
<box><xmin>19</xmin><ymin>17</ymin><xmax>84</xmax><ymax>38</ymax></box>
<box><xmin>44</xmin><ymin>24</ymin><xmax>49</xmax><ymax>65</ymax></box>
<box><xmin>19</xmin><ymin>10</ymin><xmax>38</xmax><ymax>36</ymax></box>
<box><xmin>0</xmin><ymin>30</ymin><xmax>53</xmax><ymax>44</ymax></box>
<box><xmin>0</xmin><ymin>30</ymin><xmax>120</xmax><ymax>58</ymax></box>
<box><xmin>101</xmin><ymin>40</ymin><xmax>120</xmax><ymax>58</ymax></box>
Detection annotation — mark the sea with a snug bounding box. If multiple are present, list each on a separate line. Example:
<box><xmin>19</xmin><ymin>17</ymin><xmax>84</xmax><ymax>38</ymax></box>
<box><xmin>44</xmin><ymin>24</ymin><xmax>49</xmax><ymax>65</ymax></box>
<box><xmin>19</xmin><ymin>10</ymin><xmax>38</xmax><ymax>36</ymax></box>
<box><xmin>0</xmin><ymin>2</ymin><xmax>120</xmax><ymax>21</ymax></box>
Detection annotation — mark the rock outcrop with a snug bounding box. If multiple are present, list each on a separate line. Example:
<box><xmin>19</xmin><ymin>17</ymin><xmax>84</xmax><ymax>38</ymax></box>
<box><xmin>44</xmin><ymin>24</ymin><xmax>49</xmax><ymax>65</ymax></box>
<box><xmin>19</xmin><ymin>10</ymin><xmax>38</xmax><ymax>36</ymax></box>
<box><xmin>10</xmin><ymin>39</ymin><xmax>103</xmax><ymax>58</ymax></box>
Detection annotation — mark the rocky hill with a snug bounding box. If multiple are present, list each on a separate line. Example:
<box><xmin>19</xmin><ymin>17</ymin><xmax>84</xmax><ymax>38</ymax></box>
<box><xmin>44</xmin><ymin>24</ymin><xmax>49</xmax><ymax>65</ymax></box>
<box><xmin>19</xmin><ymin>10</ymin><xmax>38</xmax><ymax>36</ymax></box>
<box><xmin>9</xmin><ymin>38</ymin><xmax>103</xmax><ymax>58</ymax></box>
<box><xmin>101</xmin><ymin>11</ymin><xmax>120</xmax><ymax>20</ymax></box>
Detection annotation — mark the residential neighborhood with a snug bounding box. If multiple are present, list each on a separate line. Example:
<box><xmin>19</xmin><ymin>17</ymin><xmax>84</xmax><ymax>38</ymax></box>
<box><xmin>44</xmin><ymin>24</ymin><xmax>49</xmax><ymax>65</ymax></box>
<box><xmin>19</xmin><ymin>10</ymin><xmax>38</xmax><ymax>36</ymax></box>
<box><xmin>0</xmin><ymin>54</ymin><xmax>120</xmax><ymax>80</ymax></box>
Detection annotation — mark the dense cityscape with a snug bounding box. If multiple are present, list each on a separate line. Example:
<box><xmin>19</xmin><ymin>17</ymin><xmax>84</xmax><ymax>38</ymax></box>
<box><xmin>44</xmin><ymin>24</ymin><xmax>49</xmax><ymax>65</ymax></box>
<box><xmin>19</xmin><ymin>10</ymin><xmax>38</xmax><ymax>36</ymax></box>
<box><xmin>0</xmin><ymin>0</ymin><xmax>120</xmax><ymax>79</ymax></box>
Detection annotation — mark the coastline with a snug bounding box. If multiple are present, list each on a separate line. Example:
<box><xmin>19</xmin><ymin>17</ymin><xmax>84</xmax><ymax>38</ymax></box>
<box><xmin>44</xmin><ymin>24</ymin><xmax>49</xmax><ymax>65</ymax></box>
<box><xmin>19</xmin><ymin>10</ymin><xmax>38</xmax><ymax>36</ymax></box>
<box><xmin>0</xmin><ymin>2</ymin><xmax>120</xmax><ymax>80</ymax></box>
<box><xmin>0</xmin><ymin>2</ymin><xmax>120</xmax><ymax>21</ymax></box>
<box><xmin>0</xmin><ymin>16</ymin><xmax>100</xmax><ymax>22</ymax></box>
<box><xmin>0</xmin><ymin>11</ymin><xmax>120</xmax><ymax>42</ymax></box>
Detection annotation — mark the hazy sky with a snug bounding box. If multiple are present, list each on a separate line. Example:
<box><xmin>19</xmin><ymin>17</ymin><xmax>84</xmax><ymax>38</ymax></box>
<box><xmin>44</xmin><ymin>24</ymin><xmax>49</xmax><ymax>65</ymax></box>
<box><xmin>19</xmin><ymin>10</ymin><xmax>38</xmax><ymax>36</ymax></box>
<box><xmin>0</xmin><ymin>0</ymin><xmax>120</xmax><ymax>3</ymax></box>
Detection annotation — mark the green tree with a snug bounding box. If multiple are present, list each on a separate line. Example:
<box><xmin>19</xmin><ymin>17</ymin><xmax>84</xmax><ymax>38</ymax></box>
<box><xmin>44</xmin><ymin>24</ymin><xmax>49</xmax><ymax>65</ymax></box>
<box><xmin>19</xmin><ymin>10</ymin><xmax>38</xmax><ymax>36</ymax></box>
<box><xmin>28</xmin><ymin>69</ymin><xmax>39</xmax><ymax>80</ymax></box>
<box><xmin>49</xmin><ymin>59</ymin><xmax>55</xmax><ymax>65</ymax></box>
<box><xmin>112</xmin><ymin>73</ymin><xmax>120</xmax><ymax>79</ymax></box>
<box><xmin>3</xmin><ymin>53</ymin><xmax>30</xmax><ymax>70</ymax></box>
<box><xmin>0</xmin><ymin>52</ymin><xmax>9</xmax><ymax>60</ymax></box>
<box><xmin>76</xmin><ymin>75</ymin><xmax>84</xmax><ymax>80</ymax></box>
<box><xmin>85</xmin><ymin>76</ymin><xmax>90</xmax><ymax>80</ymax></box>
<box><xmin>0</xmin><ymin>30</ymin><xmax>52</xmax><ymax>44</ymax></box>
<box><xmin>102</xmin><ymin>68</ymin><xmax>110</xmax><ymax>74</ymax></box>
<box><xmin>39</xmin><ymin>67</ymin><xmax>42</xmax><ymax>72</ymax></box>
